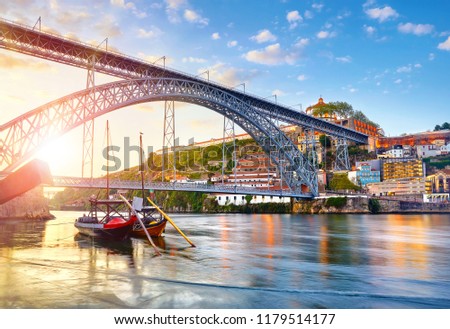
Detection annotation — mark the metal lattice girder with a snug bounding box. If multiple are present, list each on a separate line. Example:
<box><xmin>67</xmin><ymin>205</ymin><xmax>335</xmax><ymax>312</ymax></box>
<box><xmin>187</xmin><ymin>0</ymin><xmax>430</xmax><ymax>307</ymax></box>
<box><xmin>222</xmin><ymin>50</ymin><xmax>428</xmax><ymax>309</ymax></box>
<box><xmin>333</xmin><ymin>137</ymin><xmax>350</xmax><ymax>171</ymax></box>
<box><xmin>0</xmin><ymin>18</ymin><xmax>367</xmax><ymax>144</ymax></box>
<box><xmin>162</xmin><ymin>100</ymin><xmax>176</xmax><ymax>182</ymax></box>
<box><xmin>0</xmin><ymin>78</ymin><xmax>318</xmax><ymax>196</ymax></box>
<box><xmin>81</xmin><ymin>54</ymin><xmax>96</xmax><ymax>178</ymax></box>
<box><xmin>222</xmin><ymin>116</ymin><xmax>236</xmax><ymax>184</ymax></box>
<box><xmin>303</xmin><ymin>128</ymin><xmax>318</xmax><ymax>169</ymax></box>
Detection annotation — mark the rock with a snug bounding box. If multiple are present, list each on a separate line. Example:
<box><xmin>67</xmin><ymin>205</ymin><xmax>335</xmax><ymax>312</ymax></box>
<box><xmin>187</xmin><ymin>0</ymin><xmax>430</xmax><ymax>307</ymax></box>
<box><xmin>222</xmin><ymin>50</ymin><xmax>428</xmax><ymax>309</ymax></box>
<box><xmin>0</xmin><ymin>186</ymin><xmax>54</xmax><ymax>220</ymax></box>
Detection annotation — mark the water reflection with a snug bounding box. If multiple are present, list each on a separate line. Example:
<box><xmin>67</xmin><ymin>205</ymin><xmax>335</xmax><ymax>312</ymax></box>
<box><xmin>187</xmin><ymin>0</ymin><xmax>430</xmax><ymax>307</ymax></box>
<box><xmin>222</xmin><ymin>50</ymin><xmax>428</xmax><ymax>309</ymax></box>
<box><xmin>0</xmin><ymin>211</ymin><xmax>449</xmax><ymax>308</ymax></box>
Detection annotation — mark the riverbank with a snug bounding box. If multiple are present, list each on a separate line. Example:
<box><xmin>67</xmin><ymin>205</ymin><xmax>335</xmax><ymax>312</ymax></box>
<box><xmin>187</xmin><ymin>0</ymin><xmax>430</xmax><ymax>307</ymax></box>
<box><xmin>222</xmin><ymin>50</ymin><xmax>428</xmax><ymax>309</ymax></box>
<box><xmin>0</xmin><ymin>186</ymin><xmax>54</xmax><ymax>220</ymax></box>
<box><xmin>292</xmin><ymin>196</ymin><xmax>450</xmax><ymax>214</ymax></box>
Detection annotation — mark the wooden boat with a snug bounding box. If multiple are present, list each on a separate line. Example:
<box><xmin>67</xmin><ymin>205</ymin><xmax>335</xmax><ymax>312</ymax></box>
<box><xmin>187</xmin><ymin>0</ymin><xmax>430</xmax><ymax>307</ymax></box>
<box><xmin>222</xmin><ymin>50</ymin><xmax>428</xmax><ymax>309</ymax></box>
<box><xmin>74</xmin><ymin>121</ymin><xmax>137</xmax><ymax>240</ymax></box>
<box><xmin>129</xmin><ymin>132</ymin><xmax>168</xmax><ymax>238</ymax></box>
<box><xmin>74</xmin><ymin>198</ymin><xmax>138</xmax><ymax>240</ymax></box>
<box><xmin>132</xmin><ymin>205</ymin><xmax>167</xmax><ymax>238</ymax></box>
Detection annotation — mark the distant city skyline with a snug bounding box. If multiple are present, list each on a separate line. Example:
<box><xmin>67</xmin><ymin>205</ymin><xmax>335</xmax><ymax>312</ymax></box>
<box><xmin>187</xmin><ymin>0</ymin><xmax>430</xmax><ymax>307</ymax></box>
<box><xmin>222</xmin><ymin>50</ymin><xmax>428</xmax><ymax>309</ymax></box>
<box><xmin>1</xmin><ymin>0</ymin><xmax>449</xmax><ymax>176</ymax></box>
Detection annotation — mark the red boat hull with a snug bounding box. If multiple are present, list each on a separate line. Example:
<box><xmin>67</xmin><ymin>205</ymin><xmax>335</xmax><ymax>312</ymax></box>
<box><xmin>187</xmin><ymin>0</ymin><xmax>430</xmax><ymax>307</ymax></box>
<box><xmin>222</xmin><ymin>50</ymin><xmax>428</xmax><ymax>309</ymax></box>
<box><xmin>75</xmin><ymin>215</ymin><xmax>137</xmax><ymax>240</ymax></box>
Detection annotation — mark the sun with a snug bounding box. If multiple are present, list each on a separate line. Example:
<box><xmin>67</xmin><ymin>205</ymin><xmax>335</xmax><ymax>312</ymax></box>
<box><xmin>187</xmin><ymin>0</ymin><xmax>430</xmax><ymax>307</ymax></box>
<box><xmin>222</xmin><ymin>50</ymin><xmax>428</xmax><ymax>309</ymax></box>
<box><xmin>35</xmin><ymin>136</ymin><xmax>80</xmax><ymax>176</ymax></box>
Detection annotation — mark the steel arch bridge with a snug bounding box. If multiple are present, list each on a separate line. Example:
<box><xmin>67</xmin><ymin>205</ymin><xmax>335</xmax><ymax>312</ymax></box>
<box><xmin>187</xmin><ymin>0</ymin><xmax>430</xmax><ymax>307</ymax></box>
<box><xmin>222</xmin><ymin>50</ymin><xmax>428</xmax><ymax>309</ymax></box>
<box><xmin>0</xmin><ymin>18</ymin><xmax>369</xmax><ymax>198</ymax></box>
<box><xmin>0</xmin><ymin>77</ymin><xmax>318</xmax><ymax>196</ymax></box>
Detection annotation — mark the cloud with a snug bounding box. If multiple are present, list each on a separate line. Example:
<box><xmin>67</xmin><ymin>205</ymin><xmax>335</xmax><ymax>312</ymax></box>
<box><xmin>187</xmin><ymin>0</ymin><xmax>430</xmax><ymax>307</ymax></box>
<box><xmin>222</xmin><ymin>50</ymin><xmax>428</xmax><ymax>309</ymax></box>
<box><xmin>0</xmin><ymin>53</ymin><xmax>51</xmax><ymax>70</ymax></box>
<box><xmin>365</xmin><ymin>6</ymin><xmax>399</xmax><ymax>23</ymax></box>
<box><xmin>182</xmin><ymin>57</ymin><xmax>207</xmax><ymax>63</ymax></box>
<box><xmin>184</xmin><ymin>9</ymin><xmax>209</xmax><ymax>26</ymax></box>
<box><xmin>54</xmin><ymin>10</ymin><xmax>92</xmax><ymax>26</ymax></box>
<box><xmin>164</xmin><ymin>0</ymin><xmax>187</xmax><ymax>23</ymax></box>
<box><xmin>336</xmin><ymin>56</ymin><xmax>352</xmax><ymax>63</ymax></box>
<box><xmin>227</xmin><ymin>40</ymin><xmax>238</xmax><ymax>47</ymax></box>
<box><xmin>287</xmin><ymin>10</ymin><xmax>302</xmax><ymax>29</ymax></box>
<box><xmin>312</xmin><ymin>3</ymin><xmax>324</xmax><ymax>12</ymax></box>
<box><xmin>202</xmin><ymin>62</ymin><xmax>260</xmax><ymax>86</ymax></box>
<box><xmin>137</xmin><ymin>52</ymin><xmax>173</xmax><ymax>66</ymax></box>
<box><xmin>297</xmin><ymin>74</ymin><xmax>308</xmax><ymax>81</ymax></box>
<box><xmin>438</xmin><ymin>36</ymin><xmax>450</xmax><ymax>51</ymax></box>
<box><xmin>294</xmin><ymin>38</ymin><xmax>310</xmax><ymax>48</ymax></box>
<box><xmin>250</xmin><ymin>29</ymin><xmax>277</xmax><ymax>43</ymax></box>
<box><xmin>94</xmin><ymin>15</ymin><xmax>122</xmax><ymax>38</ymax></box>
<box><xmin>394</xmin><ymin>78</ymin><xmax>402</xmax><ymax>84</ymax></box>
<box><xmin>342</xmin><ymin>85</ymin><xmax>358</xmax><ymax>93</ymax></box>
<box><xmin>316</xmin><ymin>30</ymin><xmax>336</xmax><ymax>39</ymax></box>
<box><xmin>396</xmin><ymin>66</ymin><xmax>412</xmax><ymax>73</ymax></box>
<box><xmin>244</xmin><ymin>43</ymin><xmax>298</xmax><ymax>66</ymax></box>
<box><xmin>165</xmin><ymin>0</ymin><xmax>187</xmax><ymax>9</ymax></box>
<box><xmin>137</xmin><ymin>26</ymin><xmax>162</xmax><ymax>38</ymax></box>
<box><xmin>110</xmin><ymin>0</ymin><xmax>147</xmax><ymax>18</ymax></box>
<box><xmin>396</xmin><ymin>63</ymin><xmax>421</xmax><ymax>73</ymax></box>
<box><xmin>304</xmin><ymin>10</ymin><xmax>313</xmax><ymax>19</ymax></box>
<box><xmin>211</xmin><ymin>32</ymin><xmax>220</xmax><ymax>40</ymax></box>
<box><xmin>398</xmin><ymin>22</ymin><xmax>434</xmax><ymax>36</ymax></box>
<box><xmin>272</xmin><ymin>89</ymin><xmax>286</xmax><ymax>97</ymax></box>
<box><xmin>429</xmin><ymin>53</ymin><xmax>435</xmax><ymax>60</ymax></box>
<box><xmin>363</xmin><ymin>25</ymin><xmax>376</xmax><ymax>36</ymax></box>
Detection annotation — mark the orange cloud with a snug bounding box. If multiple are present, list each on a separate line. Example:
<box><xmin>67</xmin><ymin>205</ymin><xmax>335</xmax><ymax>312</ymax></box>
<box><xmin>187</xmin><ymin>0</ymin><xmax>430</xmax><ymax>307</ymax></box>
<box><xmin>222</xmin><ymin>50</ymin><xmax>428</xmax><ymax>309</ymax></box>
<box><xmin>0</xmin><ymin>53</ymin><xmax>51</xmax><ymax>70</ymax></box>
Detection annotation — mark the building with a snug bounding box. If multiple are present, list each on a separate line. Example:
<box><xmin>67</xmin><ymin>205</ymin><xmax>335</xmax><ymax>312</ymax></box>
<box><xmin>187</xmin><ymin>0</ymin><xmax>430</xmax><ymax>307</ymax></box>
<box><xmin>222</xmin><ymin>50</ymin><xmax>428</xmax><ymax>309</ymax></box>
<box><xmin>385</xmin><ymin>145</ymin><xmax>404</xmax><ymax>158</ymax></box>
<box><xmin>381</xmin><ymin>158</ymin><xmax>424</xmax><ymax>181</ymax></box>
<box><xmin>215</xmin><ymin>194</ymin><xmax>290</xmax><ymax>206</ymax></box>
<box><xmin>416</xmin><ymin>144</ymin><xmax>441</xmax><ymax>158</ymax></box>
<box><xmin>377</xmin><ymin>129</ymin><xmax>450</xmax><ymax>149</ymax></box>
<box><xmin>425</xmin><ymin>169</ymin><xmax>450</xmax><ymax>194</ymax></box>
<box><xmin>367</xmin><ymin>178</ymin><xmax>426</xmax><ymax>196</ymax></box>
<box><xmin>220</xmin><ymin>153</ymin><xmax>281</xmax><ymax>189</ymax></box>
<box><xmin>356</xmin><ymin>163</ymin><xmax>381</xmax><ymax>187</ymax></box>
<box><xmin>348</xmin><ymin>162</ymin><xmax>381</xmax><ymax>187</ymax></box>
<box><xmin>304</xmin><ymin>97</ymin><xmax>381</xmax><ymax>152</ymax></box>
<box><xmin>214</xmin><ymin>153</ymin><xmax>292</xmax><ymax>204</ymax></box>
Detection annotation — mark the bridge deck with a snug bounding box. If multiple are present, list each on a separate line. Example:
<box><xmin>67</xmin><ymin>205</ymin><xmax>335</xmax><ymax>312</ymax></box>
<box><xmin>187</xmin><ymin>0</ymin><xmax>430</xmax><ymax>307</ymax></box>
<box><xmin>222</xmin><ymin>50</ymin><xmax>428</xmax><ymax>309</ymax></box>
<box><xmin>51</xmin><ymin>176</ymin><xmax>314</xmax><ymax>199</ymax></box>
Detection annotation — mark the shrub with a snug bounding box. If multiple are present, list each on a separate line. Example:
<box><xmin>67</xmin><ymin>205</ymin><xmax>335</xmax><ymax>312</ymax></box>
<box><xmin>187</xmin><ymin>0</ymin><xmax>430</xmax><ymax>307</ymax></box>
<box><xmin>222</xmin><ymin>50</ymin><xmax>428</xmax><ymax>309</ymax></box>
<box><xmin>368</xmin><ymin>198</ymin><xmax>381</xmax><ymax>214</ymax></box>
<box><xmin>325</xmin><ymin>197</ymin><xmax>347</xmax><ymax>208</ymax></box>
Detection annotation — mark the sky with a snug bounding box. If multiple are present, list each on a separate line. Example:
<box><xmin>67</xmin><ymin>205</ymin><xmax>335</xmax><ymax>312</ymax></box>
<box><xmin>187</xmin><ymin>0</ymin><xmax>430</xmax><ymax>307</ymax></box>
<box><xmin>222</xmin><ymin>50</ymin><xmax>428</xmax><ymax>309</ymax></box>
<box><xmin>1</xmin><ymin>0</ymin><xmax>450</xmax><ymax>177</ymax></box>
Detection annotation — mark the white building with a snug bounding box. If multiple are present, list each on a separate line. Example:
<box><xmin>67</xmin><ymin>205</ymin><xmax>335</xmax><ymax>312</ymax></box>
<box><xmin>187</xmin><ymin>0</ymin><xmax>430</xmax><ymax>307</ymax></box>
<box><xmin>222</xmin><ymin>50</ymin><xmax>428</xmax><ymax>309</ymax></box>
<box><xmin>215</xmin><ymin>194</ymin><xmax>290</xmax><ymax>206</ymax></box>
<box><xmin>416</xmin><ymin>144</ymin><xmax>441</xmax><ymax>158</ymax></box>
<box><xmin>386</xmin><ymin>148</ymin><xmax>404</xmax><ymax>158</ymax></box>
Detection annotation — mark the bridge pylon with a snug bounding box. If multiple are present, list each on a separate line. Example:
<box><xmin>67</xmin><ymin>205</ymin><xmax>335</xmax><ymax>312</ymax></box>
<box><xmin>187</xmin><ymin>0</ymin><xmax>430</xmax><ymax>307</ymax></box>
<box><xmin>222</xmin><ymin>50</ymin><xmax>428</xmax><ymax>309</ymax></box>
<box><xmin>222</xmin><ymin>116</ymin><xmax>236</xmax><ymax>185</ymax></box>
<box><xmin>81</xmin><ymin>54</ymin><xmax>96</xmax><ymax>179</ymax></box>
<box><xmin>333</xmin><ymin>137</ymin><xmax>350</xmax><ymax>171</ymax></box>
<box><xmin>162</xmin><ymin>100</ymin><xmax>176</xmax><ymax>182</ymax></box>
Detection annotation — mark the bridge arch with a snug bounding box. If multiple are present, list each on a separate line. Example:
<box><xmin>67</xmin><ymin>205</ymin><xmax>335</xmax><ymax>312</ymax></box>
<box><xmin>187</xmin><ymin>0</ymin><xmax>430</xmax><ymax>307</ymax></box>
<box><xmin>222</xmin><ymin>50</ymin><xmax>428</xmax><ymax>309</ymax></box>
<box><xmin>0</xmin><ymin>78</ymin><xmax>318</xmax><ymax>196</ymax></box>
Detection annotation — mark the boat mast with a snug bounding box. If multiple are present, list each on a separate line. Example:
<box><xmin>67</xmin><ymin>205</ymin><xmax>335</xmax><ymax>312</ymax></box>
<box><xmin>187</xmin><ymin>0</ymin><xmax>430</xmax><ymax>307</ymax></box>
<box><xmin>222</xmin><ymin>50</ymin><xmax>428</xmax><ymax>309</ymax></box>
<box><xmin>106</xmin><ymin>120</ymin><xmax>110</xmax><ymax>198</ymax></box>
<box><xmin>139</xmin><ymin>132</ymin><xmax>145</xmax><ymax>202</ymax></box>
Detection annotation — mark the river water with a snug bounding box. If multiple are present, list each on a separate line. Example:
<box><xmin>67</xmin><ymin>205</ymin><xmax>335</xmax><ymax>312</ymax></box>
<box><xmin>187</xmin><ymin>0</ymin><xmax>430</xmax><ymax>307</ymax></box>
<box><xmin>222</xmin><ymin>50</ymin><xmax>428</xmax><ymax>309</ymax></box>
<box><xmin>0</xmin><ymin>211</ymin><xmax>449</xmax><ymax>309</ymax></box>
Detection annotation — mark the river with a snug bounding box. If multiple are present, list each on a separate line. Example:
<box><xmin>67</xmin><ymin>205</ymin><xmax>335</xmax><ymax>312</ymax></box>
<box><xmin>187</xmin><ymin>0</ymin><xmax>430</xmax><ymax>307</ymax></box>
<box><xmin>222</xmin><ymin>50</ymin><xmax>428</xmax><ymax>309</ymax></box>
<box><xmin>0</xmin><ymin>211</ymin><xmax>449</xmax><ymax>309</ymax></box>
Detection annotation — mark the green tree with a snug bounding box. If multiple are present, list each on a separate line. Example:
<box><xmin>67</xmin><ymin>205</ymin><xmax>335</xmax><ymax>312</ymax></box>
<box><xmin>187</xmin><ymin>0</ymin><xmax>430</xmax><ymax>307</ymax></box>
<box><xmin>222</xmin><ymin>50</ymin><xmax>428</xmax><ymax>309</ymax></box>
<box><xmin>329</xmin><ymin>173</ymin><xmax>361</xmax><ymax>191</ymax></box>
<box><xmin>319</xmin><ymin>134</ymin><xmax>331</xmax><ymax>148</ymax></box>
<box><xmin>245</xmin><ymin>195</ymin><xmax>253</xmax><ymax>205</ymax></box>
<box><xmin>368</xmin><ymin>198</ymin><xmax>381</xmax><ymax>214</ymax></box>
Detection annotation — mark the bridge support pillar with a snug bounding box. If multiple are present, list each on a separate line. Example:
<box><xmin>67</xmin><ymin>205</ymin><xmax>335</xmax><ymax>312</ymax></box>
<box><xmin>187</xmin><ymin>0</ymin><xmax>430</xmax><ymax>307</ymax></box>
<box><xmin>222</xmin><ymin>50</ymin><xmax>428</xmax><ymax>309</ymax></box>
<box><xmin>333</xmin><ymin>137</ymin><xmax>350</xmax><ymax>171</ymax></box>
<box><xmin>81</xmin><ymin>55</ymin><xmax>95</xmax><ymax>179</ymax></box>
<box><xmin>303</xmin><ymin>128</ymin><xmax>318</xmax><ymax>170</ymax></box>
<box><xmin>222</xmin><ymin>116</ymin><xmax>236</xmax><ymax>185</ymax></box>
<box><xmin>162</xmin><ymin>100</ymin><xmax>176</xmax><ymax>182</ymax></box>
